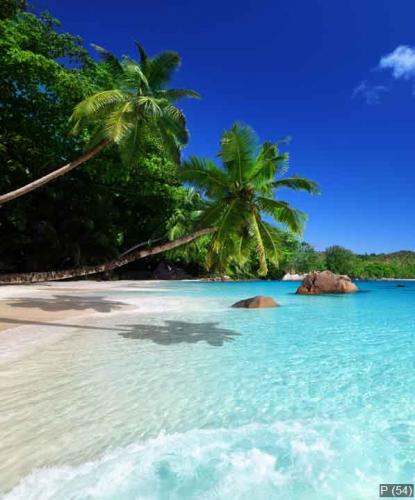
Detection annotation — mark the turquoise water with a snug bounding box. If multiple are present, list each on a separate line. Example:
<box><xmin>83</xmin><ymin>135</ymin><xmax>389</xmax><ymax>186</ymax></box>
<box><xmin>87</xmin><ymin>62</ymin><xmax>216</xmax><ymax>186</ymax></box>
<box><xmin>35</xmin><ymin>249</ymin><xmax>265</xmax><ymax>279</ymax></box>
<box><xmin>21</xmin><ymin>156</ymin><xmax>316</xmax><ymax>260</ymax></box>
<box><xmin>1</xmin><ymin>281</ymin><xmax>415</xmax><ymax>499</ymax></box>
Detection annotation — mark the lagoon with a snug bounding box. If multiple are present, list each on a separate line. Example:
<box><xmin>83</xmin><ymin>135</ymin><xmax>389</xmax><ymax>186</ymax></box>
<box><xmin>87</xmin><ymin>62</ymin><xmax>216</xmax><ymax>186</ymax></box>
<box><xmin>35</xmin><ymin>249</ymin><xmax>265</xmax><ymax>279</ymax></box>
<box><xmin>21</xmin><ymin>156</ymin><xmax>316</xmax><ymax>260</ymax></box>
<box><xmin>1</xmin><ymin>280</ymin><xmax>414</xmax><ymax>499</ymax></box>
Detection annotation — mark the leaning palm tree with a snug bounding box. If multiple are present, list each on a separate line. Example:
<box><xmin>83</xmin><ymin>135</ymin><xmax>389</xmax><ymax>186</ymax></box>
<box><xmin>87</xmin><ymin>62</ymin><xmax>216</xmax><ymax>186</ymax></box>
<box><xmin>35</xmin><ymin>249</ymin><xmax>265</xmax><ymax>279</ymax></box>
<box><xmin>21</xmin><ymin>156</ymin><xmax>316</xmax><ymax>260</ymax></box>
<box><xmin>0</xmin><ymin>43</ymin><xmax>199</xmax><ymax>204</ymax></box>
<box><xmin>180</xmin><ymin>123</ymin><xmax>319</xmax><ymax>275</ymax></box>
<box><xmin>0</xmin><ymin>123</ymin><xmax>318</xmax><ymax>284</ymax></box>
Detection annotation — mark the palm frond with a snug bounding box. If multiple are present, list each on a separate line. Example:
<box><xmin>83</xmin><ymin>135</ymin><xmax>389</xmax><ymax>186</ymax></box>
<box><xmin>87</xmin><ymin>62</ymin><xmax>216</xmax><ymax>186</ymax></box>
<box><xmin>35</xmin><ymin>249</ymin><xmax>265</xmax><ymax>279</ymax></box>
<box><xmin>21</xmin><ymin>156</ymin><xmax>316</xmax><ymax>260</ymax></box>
<box><xmin>207</xmin><ymin>230</ymin><xmax>255</xmax><ymax>276</ymax></box>
<box><xmin>134</xmin><ymin>41</ymin><xmax>148</xmax><ymax>65</ymax></box>
<box><xmin>122</xmin><ymin>60</ymin><xmax>149</xmax><ymax>90</ymax></box>
<box><xmin>71</xmin><ymin>41</ymin><xmax>198</xmax><ymax>162</ymax></box>
<box><xmin>70</xmin><ymin>90</ymin><xmax>127</xmax><ymax>133</ymax></box>
<box><xmin>258</xmin><ymin>197</ymin><xmax>307</xmax><ymax>235</ymax></box>
<box><xmin>249</xmin><ymin>213</ymin><xmax>267</xmax><ymax>275</ymax></box>
<box><xmin>119</xmin><ymin>116</ymin><xmax>144</xmax><ymax>166</ymax></box>
<box><xmin>166</xmin><ymin>188</ymin><xmax>205</xmax><ymax>240</ymax></box>
<box><xmin>219</xmin><ymin>123</ymin><xmax>256</xmax><ymax>182</ymax></box>
<box><xmin>207</xmin><ymin>198</ymin><xmax>244</xmax><ymax>265</ymax></box>
<box><xmin>234</xmin><ymin>233</ymin><xmax>256</xmax><ymax>267</ymax></box>
<box><xmin>156</xmin><ymin>122</ymin><xmax>181</xmax><ymax>162</ymax></box>
<box><xmin>137</xmin><ymin>96</ymin><xmax>164</xmax><ymax>117</ymax></box>
<box><xmin>180</xmin><ymin>157</ymin><xmax>228</xmax><ymax>198</ymax></box>
<box><xmin>167</xmin><ymin>214</ymin><xmax>187</xmax><ymax>240</ymax></box>
<box><xmin>182</xmin><ymin>187</ymin><xmax>203</xmax><ymax>207</ymax></box>
<box><xmin>159</xmin><ymin>105</ymin><xmax>189</xmax><ymax>145</ymax></box>
<box><xmin>250</xmin><ymin>142</ymin><xmax>279</xmax><ymax>176</ymax></box>
<box><xmin>156</xmin><ymin>88</ymin><xmax>201</xmax><ymax>101</ymax></box>
<box><xmin>91</xmin><ymin>43</ymin><xmax>123</xmax><ymax>77</ymax></box>
<box><xmin>146</xmin><ymin>51</ymin><xmax>181</xmax><ymax>88</ymax></box>
<box><xmin>163</xmin><ymin>104</ymin><xmax>185</xmax><ymax>122</ymax></box>
<box><xmin>272</xmin><ymin>176</ymin><xmax>319</xmax><ymax>194</ymax></box>
<box><xmin>197</xmin><ymin>199</ymin><xmax>229</xmax><ymax>228</ymax></box>
<box><xmin>217</xmin><ymin>232</ymin><xmax>249</xmax><ymax>271</ymax></box>
<box><xmin>249</xmin><ymin>143</ymin><xmax>288</xmax><ymax>193</ymax></box>
<box><xmin>103</xmin><ymin>102</ymin><xmax>134</xmax><ymax>143</ymax></box>
<box><xmin>257</xmin><ymin>220</ymin><xmax>282</xmax><ymax>266</ymax></box>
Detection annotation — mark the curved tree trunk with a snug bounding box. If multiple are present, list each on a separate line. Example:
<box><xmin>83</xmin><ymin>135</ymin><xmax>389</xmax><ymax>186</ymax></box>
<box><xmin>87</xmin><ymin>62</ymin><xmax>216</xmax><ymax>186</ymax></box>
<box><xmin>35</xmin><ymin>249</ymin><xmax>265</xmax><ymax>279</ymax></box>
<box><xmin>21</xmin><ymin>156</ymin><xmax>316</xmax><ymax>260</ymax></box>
<box><xmin>118</xmin><ymin>237</ymin><xmax>164</xmax><ymax>258</ymax></box>
<box><xmin>0</xmin><ymin>139</ymin><xmax>109</xmax><ymax>205</ymax></box>
<box><xmin>0</xmin><ymin>227</ymin><xmax>215</xmax><ymax>284</ymax></box>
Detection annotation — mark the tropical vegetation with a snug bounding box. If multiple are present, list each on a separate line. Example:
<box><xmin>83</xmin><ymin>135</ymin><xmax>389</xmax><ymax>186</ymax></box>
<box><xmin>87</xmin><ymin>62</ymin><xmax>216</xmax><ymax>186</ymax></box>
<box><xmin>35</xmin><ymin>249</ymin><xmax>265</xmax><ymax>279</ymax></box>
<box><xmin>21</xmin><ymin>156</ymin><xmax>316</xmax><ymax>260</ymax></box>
<box><xmin>1</xmin><ymin>1</ymin><xmax>413</xmax><ymax>282</ymax></box>
<box><xmin>0</xmin><ymin>32</ymin><xmax>199</xmax><ymax>204</ymax></box>
<box><xmin>284</xmin><ymin>245</ymin><xmax>415</xmax><ymax>279</ymax></box>
<box><xmin>0</xmin><ymin>2</ymin><xmax>189</xmax><ymax>276</ymax></box>
<box><xmin>180</xmin><ymin>124</ymin><xmax>318</xmax><ymax>276</ymax></box>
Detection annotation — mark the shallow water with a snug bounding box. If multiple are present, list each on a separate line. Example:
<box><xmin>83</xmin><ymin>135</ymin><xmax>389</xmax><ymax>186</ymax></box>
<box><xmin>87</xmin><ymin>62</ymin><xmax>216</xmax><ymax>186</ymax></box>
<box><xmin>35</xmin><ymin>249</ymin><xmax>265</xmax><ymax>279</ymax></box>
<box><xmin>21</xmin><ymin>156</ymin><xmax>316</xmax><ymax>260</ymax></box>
<box><xmin>1</xmin><ymin>281</ymin><xmax>415</xmax><ymax>499</ymax></box>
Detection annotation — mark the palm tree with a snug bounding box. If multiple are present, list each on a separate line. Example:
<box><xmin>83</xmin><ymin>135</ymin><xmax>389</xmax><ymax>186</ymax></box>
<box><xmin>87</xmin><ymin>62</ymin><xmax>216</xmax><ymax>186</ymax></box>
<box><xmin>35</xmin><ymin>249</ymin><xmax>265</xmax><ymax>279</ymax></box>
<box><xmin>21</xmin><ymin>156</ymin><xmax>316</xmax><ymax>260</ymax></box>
<box><xmin>0</xmin><ymin>227</ymin><xmax>215</xmax><ymax>284</ymax></box>
<box><xmin>180</xmin><ymin>123</ymin><xmax>319</xmax><ymax>276</ymax></box>
<box><xmin>0</xmin><ymin>123</ymin><xmax>317</xmax><ymax>284</ymax></box>
<box><xmin>0</xmin><ymin>43</ymin><xmax>199</xmax><ymax>205</ymax></box>
<box><xmin>165</xmin><ymin>188</ymin><xmax>209</xmax><ymax>264</ymax></box>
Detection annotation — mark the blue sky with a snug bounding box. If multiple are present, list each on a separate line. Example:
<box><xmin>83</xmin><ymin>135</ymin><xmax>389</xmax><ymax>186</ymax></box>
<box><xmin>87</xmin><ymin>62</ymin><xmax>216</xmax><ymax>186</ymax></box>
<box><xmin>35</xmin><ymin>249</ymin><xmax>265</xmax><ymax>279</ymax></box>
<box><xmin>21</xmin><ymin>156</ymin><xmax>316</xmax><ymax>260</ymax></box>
<box><xmin>39</xmin><ymin>0</ymin><xmax>415</xmax><ymax>253</ymax></box>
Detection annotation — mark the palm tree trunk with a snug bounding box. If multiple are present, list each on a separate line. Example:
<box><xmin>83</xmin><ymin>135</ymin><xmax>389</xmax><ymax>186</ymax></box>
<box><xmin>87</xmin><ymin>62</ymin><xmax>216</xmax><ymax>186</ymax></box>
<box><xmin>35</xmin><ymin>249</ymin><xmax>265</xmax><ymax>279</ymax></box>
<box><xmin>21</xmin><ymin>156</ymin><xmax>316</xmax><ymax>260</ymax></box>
<box><xmin>0</xmin><ymin>139</ymin><xmax>109</xmax><ymax>205</ymax></box>
<box><xmin>118</xmin><ymin>237</ymin><xmax>164</xmax><ymax>258</ymax></box>
<box><xmin>0</xmin><ymin>227</ymin><xmax>215</xmax><ymax>284</ymax></box>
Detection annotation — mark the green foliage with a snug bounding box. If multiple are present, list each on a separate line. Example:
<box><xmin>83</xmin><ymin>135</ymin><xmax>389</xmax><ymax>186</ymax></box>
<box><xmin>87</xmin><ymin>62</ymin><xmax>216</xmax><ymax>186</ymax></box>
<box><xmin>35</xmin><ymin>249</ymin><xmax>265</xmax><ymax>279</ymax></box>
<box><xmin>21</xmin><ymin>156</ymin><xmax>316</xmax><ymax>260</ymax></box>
<box><xmin>286</xmin><ymin>242</ymin><xmax>324</xmax><ymax>274</ymax></box>
<box><xmin>2</xmin><ymin>4</ymin><xmax>413</xmax><ymax>282</ymax></box>
<box><xmin>0</xmin><ymin>5</ymin><xmax>193</xmax><ymax>273</ymax></box>
<box><xmin>163</xmin><ymin>189</ymin><xmax>209</xmax><ymax>268</ymax></box>
<box><xmin>284</xmin><ymin>244</ymin><xmax>415</xmax><ymax>279</ymax></box>
<box><xmin>324</xmin><ymin>245</ymin><xmax>355</xmax><ymax>275</ymax></box>
<box><xmin>351</xmin><ymin>252</ymin><xmax>415</xmax><ymax>279</ymax></box>
<box><xmin>71</xmin><ymin>43</ymin><xmax>200</xmax><ymax>166</ymax></box>
<box><xmin>0</xmin><ymin>0</ymin><xmax>26</xmax><ymax>19</ymax></box>
<box><xmin>180</xmin><ymin>123</ymin><xmax>318</xmax><ymax>276</ymax></box>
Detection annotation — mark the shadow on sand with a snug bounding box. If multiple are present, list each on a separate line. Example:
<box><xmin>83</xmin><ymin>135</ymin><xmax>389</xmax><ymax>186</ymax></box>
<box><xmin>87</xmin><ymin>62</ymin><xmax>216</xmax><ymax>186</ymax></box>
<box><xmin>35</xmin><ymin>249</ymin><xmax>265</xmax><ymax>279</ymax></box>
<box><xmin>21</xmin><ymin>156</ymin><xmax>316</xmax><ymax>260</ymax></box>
<box><xmin>6</xmin><ymin>295</ymin><xmax>125</xmax><ymax>313</ymax></box>
<box><xmin>0</xmin><ymin>317</ymin><xmax>125</xmax><ymax>332</ymax></box>
<box><xmin>0</xmin><ymin>317</ymin><xmax>240</xmax><ymax>347</ymax></box>
<box><xmin>119</xmin><ymin>320</ymin><xmax>240</xmax><ymax>347</ymax></box>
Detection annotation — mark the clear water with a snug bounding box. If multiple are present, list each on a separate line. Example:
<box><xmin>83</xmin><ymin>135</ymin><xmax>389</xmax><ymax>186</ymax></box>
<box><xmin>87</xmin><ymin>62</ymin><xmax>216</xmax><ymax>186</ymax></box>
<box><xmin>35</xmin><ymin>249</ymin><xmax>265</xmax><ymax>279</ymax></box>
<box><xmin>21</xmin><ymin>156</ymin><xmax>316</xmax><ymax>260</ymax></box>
<box><xmin>1</xmin><ymin>281</ymin><xmax>415</xmax><ymax>499</ymax></box>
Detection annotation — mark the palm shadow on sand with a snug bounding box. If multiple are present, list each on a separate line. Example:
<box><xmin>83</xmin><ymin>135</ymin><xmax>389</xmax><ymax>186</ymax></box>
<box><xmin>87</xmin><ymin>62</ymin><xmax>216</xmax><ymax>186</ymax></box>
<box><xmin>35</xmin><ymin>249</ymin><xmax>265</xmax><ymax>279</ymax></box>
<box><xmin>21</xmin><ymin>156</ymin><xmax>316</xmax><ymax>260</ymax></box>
<box><xmin>6</xmin><ymin>295</ymin><xmax>125</xmax><ymax>313</ymax></box>
<box><xmin>119</xmin><ymin>320</ymin><xmax>240</xmax><ymax>347</ymax></box>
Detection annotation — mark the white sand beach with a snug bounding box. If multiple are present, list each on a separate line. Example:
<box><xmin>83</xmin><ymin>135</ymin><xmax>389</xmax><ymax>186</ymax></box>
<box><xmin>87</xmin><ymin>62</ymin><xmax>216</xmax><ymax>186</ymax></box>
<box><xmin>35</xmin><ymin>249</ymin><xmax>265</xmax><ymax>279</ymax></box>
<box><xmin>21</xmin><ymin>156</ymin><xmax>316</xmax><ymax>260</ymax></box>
<box><xmin>0</xmin><ymin>280</ymin><xmax>193</xmax><ymax>363</ymax></box>
<box><xmin>0</xmin><ymin>280</ymin><xmax>183</xmax><ymax>332</ymax></box>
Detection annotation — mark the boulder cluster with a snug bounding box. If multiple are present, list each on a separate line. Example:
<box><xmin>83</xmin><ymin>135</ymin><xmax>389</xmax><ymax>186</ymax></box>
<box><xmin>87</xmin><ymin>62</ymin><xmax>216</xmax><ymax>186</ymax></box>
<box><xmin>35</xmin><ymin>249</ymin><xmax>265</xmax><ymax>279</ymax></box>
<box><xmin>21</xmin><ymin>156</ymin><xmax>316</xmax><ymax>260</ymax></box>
<box><xmin>230</xmin><ymin>271</ymin><xmax>358</xmax><ymax>308</ymax></box>
<box><xmin>296</xmin><ymin>270</ymin><xmax>358</xmax><ymax>295</ymax></box>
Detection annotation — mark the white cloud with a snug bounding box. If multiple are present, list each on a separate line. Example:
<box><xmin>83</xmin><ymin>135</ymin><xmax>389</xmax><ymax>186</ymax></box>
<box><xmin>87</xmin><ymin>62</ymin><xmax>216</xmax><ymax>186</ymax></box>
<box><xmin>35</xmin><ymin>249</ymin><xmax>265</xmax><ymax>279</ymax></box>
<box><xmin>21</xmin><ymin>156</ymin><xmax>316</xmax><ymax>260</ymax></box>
<box><xmin>353</xmin><ymin>45</ymin><xmax>415</xmax><ymax>103</ymax></box>
<box><xmin>379</xmin><ymin>45</ymin><xmax>415</xmax><ymax>80</ymax></box>
<box><xmin>352</xmin><ymin>80</ymin><xmax>388</xmax><ymax>105</ymax></box>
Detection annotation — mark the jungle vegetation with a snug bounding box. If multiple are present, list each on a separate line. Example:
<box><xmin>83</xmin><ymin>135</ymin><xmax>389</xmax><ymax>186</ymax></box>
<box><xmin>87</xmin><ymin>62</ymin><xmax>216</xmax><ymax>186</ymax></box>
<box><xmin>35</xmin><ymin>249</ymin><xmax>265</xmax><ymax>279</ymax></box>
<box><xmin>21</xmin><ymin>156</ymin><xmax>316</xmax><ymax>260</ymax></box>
<box><xmin>1</xmin><ymin>1</ymin><xmax>413</xmax><ymax>281</ymax></box>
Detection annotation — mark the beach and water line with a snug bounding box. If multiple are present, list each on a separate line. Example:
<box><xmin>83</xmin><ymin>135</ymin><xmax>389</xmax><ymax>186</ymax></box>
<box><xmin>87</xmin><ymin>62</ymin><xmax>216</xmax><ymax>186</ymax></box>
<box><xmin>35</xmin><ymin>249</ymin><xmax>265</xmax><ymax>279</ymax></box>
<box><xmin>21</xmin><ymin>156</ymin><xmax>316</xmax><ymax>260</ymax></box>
<box><xmin>0</xmin><ymin>279</ymin><xmax>414</xmax><ymax>499</ymax></box>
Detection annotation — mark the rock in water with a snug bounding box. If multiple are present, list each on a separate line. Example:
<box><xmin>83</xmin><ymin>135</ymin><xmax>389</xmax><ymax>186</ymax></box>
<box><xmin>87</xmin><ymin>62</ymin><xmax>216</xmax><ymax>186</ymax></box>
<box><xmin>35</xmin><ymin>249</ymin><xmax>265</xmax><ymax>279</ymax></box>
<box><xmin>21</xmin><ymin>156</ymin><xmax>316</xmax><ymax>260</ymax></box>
<box><xmin>296</xmin><ymin>270</ymin><xmax>358</xmax><ymax>295</ymax></box>
<box><xmin>231</xmin><ymin>295</ymin><xmax>279</xmax><ymax>308</ymax></box>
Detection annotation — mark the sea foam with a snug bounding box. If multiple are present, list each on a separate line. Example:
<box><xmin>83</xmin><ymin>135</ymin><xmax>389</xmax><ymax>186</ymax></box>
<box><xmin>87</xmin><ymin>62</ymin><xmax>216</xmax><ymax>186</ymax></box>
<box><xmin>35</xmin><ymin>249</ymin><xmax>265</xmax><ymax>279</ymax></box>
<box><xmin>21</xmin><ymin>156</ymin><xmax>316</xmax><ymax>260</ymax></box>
<box><xmin>4</xmin><ymin>421</ymin><xmax>382</xmax><ymax>500</ymax></box>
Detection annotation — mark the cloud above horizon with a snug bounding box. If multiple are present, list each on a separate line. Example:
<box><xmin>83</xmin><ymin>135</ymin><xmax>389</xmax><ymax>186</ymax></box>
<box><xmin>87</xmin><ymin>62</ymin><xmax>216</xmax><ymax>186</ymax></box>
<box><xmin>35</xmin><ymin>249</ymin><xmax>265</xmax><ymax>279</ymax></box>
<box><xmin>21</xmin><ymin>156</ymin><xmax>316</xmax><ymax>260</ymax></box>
<box><xmin>352</xmin><ymin>80</ymin><xmax>388</xmax><ymax>105</ymax></box>
<box><xmin>379</xmin><ymin>45</ymin><xmax>415</xmax><ymax>80</ymax></box>
<box><xmin>353</xmin><ymin>45</ymin><xmax>415</xmax><ymax>104</ymax></box>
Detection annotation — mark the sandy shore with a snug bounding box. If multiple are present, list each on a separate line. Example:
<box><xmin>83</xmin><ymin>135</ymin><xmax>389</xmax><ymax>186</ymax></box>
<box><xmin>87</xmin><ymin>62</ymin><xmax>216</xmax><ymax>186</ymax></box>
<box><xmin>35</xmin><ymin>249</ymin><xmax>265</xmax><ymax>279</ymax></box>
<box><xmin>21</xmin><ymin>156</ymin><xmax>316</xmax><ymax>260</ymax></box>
<box><xmin>0</xmin><ymin>280</ymin><xmax>212</xmax><ymax>364</ymax></box>
<box><xmin>0</xmin><ymin>280</ymin><xmax>171</xmax><ymax>333</ymax></box>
